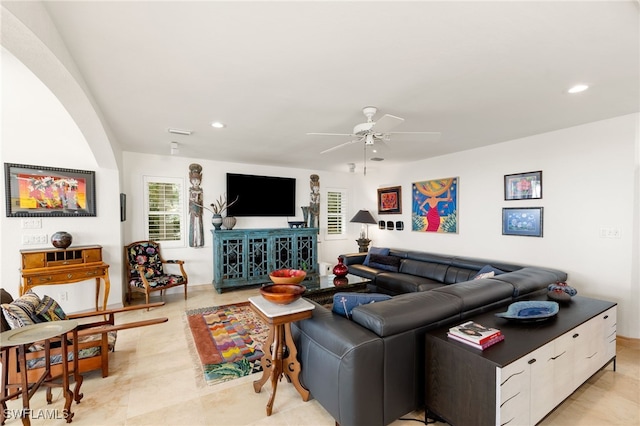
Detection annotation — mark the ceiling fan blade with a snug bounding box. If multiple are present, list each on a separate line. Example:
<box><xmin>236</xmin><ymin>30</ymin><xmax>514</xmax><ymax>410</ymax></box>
<box><xmin>387</xmin><ymin>131</ymin><xmax>441</xmax><ymax>135</ymax></box>
<box><xmin>320</xmin><ymin>139</ymin><xmax>361</xmax><ymax>154</ymax></box>
<box><xmin>307</xmin><ymin>132</ymin><xmax>353</xmax><ymax>137</ymax></box>
<box><xmin>372</xmin><ymin>114</ymin><xmax>404</xmax><ymax>133</ymax></box>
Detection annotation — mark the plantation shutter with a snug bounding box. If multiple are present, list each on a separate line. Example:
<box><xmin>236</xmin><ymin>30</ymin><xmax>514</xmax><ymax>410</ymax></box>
<box><xmin>326</xmin><ymin>189</ymin><xmax>346</xmax><ymax>239</ymax></box>
<box><xmin>144</xmin><ymin>177</ymin><xmax>184</xmax><ymax>246</ymax></box>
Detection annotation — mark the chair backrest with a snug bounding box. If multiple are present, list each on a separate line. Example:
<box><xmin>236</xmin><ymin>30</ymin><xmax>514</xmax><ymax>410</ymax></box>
<box><xmin>125</xmin><ymin>241</ymin><xmax>165</xmax><ymax>280</ymax></box>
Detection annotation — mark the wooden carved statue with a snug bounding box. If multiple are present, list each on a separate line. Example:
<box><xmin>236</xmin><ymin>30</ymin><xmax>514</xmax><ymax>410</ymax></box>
<box><xmin>188</xmin><ymin>163</ymin><xmax>204</xmax><ymax>247</ymax></box>
<box><xmin>309</xmin><ymin>174</ymin><xmax>320</xmax><ymax>228</ymax></box>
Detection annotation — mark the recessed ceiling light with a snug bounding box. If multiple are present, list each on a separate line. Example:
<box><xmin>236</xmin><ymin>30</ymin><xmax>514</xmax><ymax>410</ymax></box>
<box><xmin>568</xmin><ymin>84</ymin><xmax>589</xmax><ymax>94</ymax></box>
<box><xmin>211</xmin><ymin>122</ymin><xmax>226</xmax><ymax>128</ymax></box>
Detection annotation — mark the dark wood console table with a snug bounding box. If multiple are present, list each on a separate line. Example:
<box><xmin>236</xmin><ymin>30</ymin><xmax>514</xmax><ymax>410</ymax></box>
<box><xmin>20</xmin><ymin>245</ymin><xmax>110</xmax><ymax>311</ymax></box>
<box><xmin>425</xmin><ymin>296</ymin><xmax>616</xmax><ymax>426</ymax></box>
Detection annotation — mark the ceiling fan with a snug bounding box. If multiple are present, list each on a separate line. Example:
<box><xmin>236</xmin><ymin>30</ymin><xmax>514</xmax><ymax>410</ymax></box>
<box><xmin>307</xmin><ymin>106</ymin><xmax>441</xmax><ymax>155</ymax></box>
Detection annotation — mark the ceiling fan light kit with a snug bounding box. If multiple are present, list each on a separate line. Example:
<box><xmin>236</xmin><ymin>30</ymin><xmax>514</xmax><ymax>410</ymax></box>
<box><xmin>308</xmin><ymin>106</ymin><xmax>441</xmax><ymax>174</ymax></box>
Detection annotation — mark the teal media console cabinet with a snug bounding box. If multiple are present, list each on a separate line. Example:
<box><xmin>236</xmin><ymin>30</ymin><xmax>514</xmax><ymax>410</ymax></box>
<box><xmin>212</xmin><ymin>227</ymin><xmax>318</xmax><ymax>293</ymax></box>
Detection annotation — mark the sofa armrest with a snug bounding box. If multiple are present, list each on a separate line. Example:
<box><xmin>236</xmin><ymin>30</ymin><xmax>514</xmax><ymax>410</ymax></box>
<box><xmin>340</xmin><ymin>252</ymin><xmax>367</xmax><ymax>266</ymax></box>
<box><xmin>351</xmin><ymin>291</ymin><xmax>463</xmax><ymax>337</ymax></box>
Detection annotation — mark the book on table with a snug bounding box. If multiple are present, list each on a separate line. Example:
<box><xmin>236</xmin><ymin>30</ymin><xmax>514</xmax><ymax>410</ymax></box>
<box><xmin>448</xmin><ymin>320</ymin><xmax>501</xmax><ymax>344</ymax></box>
<box><xmin>446</xmin><ymin>332</ymin><xmax>505</xmax><ymax>350</ymax></box>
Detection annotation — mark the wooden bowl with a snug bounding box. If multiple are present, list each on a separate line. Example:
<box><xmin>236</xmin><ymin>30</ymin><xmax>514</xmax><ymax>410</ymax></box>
<box><xmin>269</xmin><ymin>269</ymin><xmax>307</xmax><ymax>285</ymax></box>
<box><xmin>260</xmin><ymin>284</ymin><xmax>306</xmax><ymax>305</ymax></box>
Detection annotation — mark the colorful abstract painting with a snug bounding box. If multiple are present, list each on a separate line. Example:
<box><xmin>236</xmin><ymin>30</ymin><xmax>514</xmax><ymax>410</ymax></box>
<box><xmin>17</xmin><ymin>174</ymin><xmax>87</xmax><ymax>210</ymax></box>
<box><xmin>412</xmin><ymin>177</ymin><xmax>458</xmax><ymax>233</ymax></box>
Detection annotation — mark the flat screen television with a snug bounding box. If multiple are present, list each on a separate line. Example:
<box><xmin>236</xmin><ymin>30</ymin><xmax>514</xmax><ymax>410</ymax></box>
<box><xmin>226</xmin><ymin>173</ymin><xmax>296</xmax><ymax>217</ymax></box>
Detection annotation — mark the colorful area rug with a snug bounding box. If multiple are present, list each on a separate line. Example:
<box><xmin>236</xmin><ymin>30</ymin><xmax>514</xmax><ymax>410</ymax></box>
<box><xmin>185</xmin><ymin>302</ymin><xmax>269</xmax><ymax>386</ymax></box>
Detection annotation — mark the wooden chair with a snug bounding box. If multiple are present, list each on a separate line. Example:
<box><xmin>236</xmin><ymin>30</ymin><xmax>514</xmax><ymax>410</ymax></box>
<box><xmin>0</xmin><ymin>289</ymin><xmax>168</xmax><ymax>384</ymax></box>
<box><xmin>124</xmin><ymin>240</ymin><xmax>188</xmax><ymax>305</ymax></box>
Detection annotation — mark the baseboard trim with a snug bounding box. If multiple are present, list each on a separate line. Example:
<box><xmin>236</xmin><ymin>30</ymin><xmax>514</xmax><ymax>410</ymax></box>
<box><xmin>617</xmin><ymin>335</ymin><xmax>640</xmax><ymax>350</ymax></box>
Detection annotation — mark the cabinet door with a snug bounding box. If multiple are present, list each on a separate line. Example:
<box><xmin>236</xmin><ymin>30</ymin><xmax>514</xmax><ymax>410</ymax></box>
<box><xmin>221</xmin><ymin>237</ymin><xmax>245</xmax><ymax>280</ymax></box>
<box><xmin>498</xmin><ymin>355</ymin><xmax>531</xmax><ymax>426</ymax></box>
<box><xmin>297</xmin><ymin>233</ymin><xmax>317</xmax><ymax>272</ymax></box>
<box><xmin>247</xmin><ymin>236</ymin><xmax>269</xmax><ymax>279</ymax></box>
<box><xmin>272</xmin><ymin>235</ymin><xmax>294</xmax><ymax>270</ymax></box>
<box><xmin>601</xmin><ymin>307</ymin><xmax>617</xmax><ymax>364</ymax></box>
<box><xmin>572</xmin><ymin>317</ymin><xmax>603</xmax><ymax>386</ymax></box>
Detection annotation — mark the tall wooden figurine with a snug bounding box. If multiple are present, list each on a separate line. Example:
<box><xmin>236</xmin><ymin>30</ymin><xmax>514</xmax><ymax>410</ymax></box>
<box><xmin>188</xmin><ymin>163</ymin><xmax>204</xmax><ymax>247</ymax></box>
<box><xmin>309</xmin><ymin>174</ymin><xmax>320</xmax><ymax>229</ymax></box>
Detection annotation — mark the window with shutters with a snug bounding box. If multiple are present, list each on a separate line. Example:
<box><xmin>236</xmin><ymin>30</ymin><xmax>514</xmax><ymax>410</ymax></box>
<box><xmin>144</xmin><ymin>176</ymin><xmax>185</xmax><ymax>247</ymax></box>
<box><xmin>325</xmin><ymin>188</ymin><xmax>347</xmax><ymax>240</ymax></box>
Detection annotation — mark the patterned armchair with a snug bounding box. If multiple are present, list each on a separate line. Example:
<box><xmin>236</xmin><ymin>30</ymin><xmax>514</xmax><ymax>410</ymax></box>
<box><xmin>124</xmin><ymin>241</ymin><xmax>188</xmax><ymax>305</ymax></box>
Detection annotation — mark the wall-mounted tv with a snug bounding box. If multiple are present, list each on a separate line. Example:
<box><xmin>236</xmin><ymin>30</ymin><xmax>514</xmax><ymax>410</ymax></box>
<box><xmin>226</xmin><ymin>173</ymin><xmax>296</xmax><ymax>217</ymax></box>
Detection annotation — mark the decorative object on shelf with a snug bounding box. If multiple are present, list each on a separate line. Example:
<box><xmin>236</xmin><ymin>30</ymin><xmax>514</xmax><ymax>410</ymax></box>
<box><xmin>351</xmin><ymin>209</ymin><xmax>377</xmax><ymax>252</ymax></box>
<box><xmin>260</xmin><ymin>283</ymin><xmax>306</xmax><ymax>305</ymax></box>
<box><xmin>547</xmin><ymin>282</ymin><xmax>577</xmax><ymax>302</ymax></box>
<box><xmin>4</xmin><ymin>163</ymin><xmax>97</xmax><ymax>217</ymax></box>
<box><xmin>288</xmin><ymin>221</ymin><xmax>306</xmax><ymax>228</ymax></box>
<box><xmin>495</xmin><ymin>301</ymin><xmax>559</xmax><ymax>322</ymax></box>
<box><xmin>222</xmin><ymin>216</ymin><xmax>237</xmax><ymax>230</ymax></box>
<box><xmin>504</xmin><ymin>170</ymin><xmax>542</xmax><ymax>200</ymax></box>
<box><xmin>309</xmin><ymin>174</ymin><xmax>320</xmax><ymax>228</ymax></box>
<box><xmin>188</xmin><ymin>163</ymin><xmax>204</xmax><ymax>247</ymax></box>
<box><xmin>396</xmin><ymin>221</ymin><xmax>404</xmax><ymax>231</ymax></box>
<box><xmin>412</xmin><ymin>177</ymin><xmax>458</xmax><ymax>233</ymax></box>
<box><xmin>332</xmin><ymin>257</ymin><xmax>348</xmax><ymax>278</ymax></box>
<box><xmin>211</xmin><ymin>214</ymin><xmax>223</xmax><ymax>230</ymax></box>
<box><xmin>50</xmin><ymin>231</ymin><xmax>72</xmax><ymax>249</ymax></box>
<box><xmin>502</xmin><ymin>207</ymin><xmax>544</xmax><ymax>237</ymax></box>
<box><xmin>301</xmin><ymin>206</ymin><xmax>310</xmax><ymax>227</ymax></box>
<box><xmin>269</xmin><ymin>269</ymin><xmax>307</xmax><ymax>285</ymax></box>
<box><xmin>377</xmin><ymin>186</ymin><xmax>402</xmax><ymax>214</ymax></box>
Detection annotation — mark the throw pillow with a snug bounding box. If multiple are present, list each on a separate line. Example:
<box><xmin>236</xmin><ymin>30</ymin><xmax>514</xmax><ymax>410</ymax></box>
<box><xmin>363</xmin><ymin>247</ymin><xmax>390</xmax><ymax>266</ymax></box>
<box><xmin>0</xmin><ymin>288</ymin><xmax>14</xmax><ymax>333</ymax></box>
<box><xmin>473</xmin><ymin>271</ymin><xmax>495</xmax><ymax>280</ymax></box>
<box><xmin>473</xmin><ymin>265</ymin><xmax>505</xmax><ymax>279</ymax></box>
<box><xmin>332</xmin><ymin>292</ymin><xmax>392</xmax><ymax>319</ymax></box>
<box><xmin>1</xmin><ymin>291</ymin><xmax>42</xmax><ymax>329</ymax></box>
<box><xmin>36</xmin><ymin>295</ymin><xmax>68</xmax><ymax>322</ymax></box>
<box><xmin>368</xmin><ymin>254</ymin><xmax>401</xmax><ymax>272</ymax></box>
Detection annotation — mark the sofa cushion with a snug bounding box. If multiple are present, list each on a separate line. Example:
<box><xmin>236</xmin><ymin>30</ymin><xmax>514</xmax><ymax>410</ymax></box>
<box><xmin>35</xmin><ymin>295</ymin><xmax>68</xmax><ymax>322</ymax></box>
<box><xmin>363</xmin><ymin>247</ymin><xmax>390</xmax><ymax>266</ymax></box>
<box><xmin>368</xmin><ymin>254</ymin><xmax>401</xmax><ymax>272</ymax></box>
<box><xmin>433</xmin><ymin>279</ymin><xmax>514</xmax><ymax>312</ymax></box>
<box><xmin>1</xmin><ymin>291</ymin><xmax>42</xmax><ymax>329</ymax></box>
<box><xmin>473</xmin><ymin>264</ymin><xmax>506</xmax><ymax>279</ymax></box>
<box><xmin>332</xmin><ymin>292</ymin><xmax>392</xmax><ymax>319</ymax></box>
<box><xmin>375</xmin><ymin>272</ymin><xmax>445</xmax><ymax>295</ymax></box>
<box><xmin>0</xmin><ymin>289</ymin><xmax>14</xmax><ymax>333</ymax></box>
<box><xmin>399</xmin><ymin>259</ymin><xmax>448</xmax><ymax>282</ymax></box>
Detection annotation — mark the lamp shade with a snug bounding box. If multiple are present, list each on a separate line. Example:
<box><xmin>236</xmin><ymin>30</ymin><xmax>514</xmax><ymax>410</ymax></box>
<box><xmin>350</xmin><ymin>210</ymin><xmax>376</xmax><ymax>224</ymax></box>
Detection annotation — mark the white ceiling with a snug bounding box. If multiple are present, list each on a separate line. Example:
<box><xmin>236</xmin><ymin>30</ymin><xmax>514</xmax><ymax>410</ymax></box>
<box><xmin>35</xmin><ymin>1</ymin><xmax>640</xmax><ymax>173</ymax></box>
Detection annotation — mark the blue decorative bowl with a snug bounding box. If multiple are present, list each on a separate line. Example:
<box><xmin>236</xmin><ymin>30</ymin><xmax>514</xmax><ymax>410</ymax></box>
<box><xmin>495</xmin><ymin>301</ymin><xmax>559</xmax><ymax>321</ymax></box>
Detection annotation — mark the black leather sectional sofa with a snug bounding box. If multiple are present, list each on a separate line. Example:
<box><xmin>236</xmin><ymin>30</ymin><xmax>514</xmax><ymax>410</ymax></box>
<box><xmin>291</xmin><ymin>249</ymin><xmax>567</xmax><ymax>426</ymax></box>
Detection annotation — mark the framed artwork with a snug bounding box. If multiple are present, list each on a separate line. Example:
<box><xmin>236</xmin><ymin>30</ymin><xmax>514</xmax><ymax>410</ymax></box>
<box><xmin>412</xmin><ymin>177</ymin><xmax>458</xmax><ymax>233</ymax></box>
<box><xmin>502</xmin><ymin>207</ymin><xmax>543</xmax><ymax>237</ymax></box>
<box><xmin>504</xmin><ymin>171</ymin><xmax>542</xmax><ymax>200</ymax></box>
<box><xmin>378</xmin><ymin>220</ymin><xmax>386</xmax><ymax>230</ymax></box>
<box><xmin>377</xmin><ymin>186</ymin><xmax>402</xmax><ymax>214</ymax></box>
<box><xmin>4</xmin><ymin>163</ymin><xmax>96</xmax><ymax>217</ymax></box>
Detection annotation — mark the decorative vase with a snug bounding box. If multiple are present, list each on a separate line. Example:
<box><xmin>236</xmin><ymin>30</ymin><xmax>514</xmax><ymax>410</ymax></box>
<box><xmin>211</xmin><ymin>214</ymin><xmax>223</xmax><ymax>230</ymax></box>
<box><xmin>332</xmin><ymin>257</ymin><xmax>348</xmax><ymax>277</ymax></box>
<box><xmin>222</xmin><ymin>216</ymin><xmax>237</xmax><ymax>230</ymax></box>
<box><xmin>51</xmin><ymin>231</ymin><xmax>72</xmax><ymax>249</ymax></box>
<box><xmin>301</xmin><ymin>206</ymin><xmax>310</xmax><ymax>228</ymax></box>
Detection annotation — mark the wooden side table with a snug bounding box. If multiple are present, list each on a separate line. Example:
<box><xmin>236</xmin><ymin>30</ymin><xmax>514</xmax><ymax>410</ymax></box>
<box><xmin>0</xmin><ymin>320</ymin><xmax>83</xmax><ymax>425</ymax></box>
<box><xmin>248</xmin><ymin>296</ymin><xmax>314</xmax><ymax>416</ymax></box>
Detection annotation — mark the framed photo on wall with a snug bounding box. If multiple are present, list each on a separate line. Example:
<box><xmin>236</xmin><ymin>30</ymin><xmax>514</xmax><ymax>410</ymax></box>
<box><xmin>4</xmin><ymin>163</ymin><xmax>97</xmax><ymax>217</ymax></box>
<box><xmin>502</xmin><ymin>207</ymin><xmax>543</xmax><ymax>237</ymax></box>
<box><xmin>377</xmin><ymin>186</ymin><xmax>402</xmax><ymax>214</ymax></box>
<box><xmin>504</xmin><ymin>171</ymin><xmax>542</xmax><ymax>200</ymax></box>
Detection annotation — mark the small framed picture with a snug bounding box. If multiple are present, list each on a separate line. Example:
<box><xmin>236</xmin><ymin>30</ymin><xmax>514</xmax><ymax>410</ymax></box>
<box><xmin>395</xmin><ymin>221</ymin><xmax>404</xmax><ymax>231</ymax></box>
<box><xmin>504</xmin><ymin>171</ymin><xmax>542</xmax><ymax>200</ymax></box>
<box><xmin>377</xmin><ymin>186</ymin><xmax>402</xmax><ymax>214</ymax></box>
<box><xmin>378</xmin><ymin>220</ymin><xmax>386</xmax><ymax>230</ymax></box>
<box><xmin>386</xmin><ymin>221</ymin><xmax>394</xmax><ymax>230</ymax></box>
<box><xmin>502</xmin><ymin>207</ymin><xmax>543</xmax><ymax>237</ymax></box>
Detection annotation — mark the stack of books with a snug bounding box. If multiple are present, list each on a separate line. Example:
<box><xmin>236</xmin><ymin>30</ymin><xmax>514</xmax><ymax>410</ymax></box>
<box><xmin>447</xmin><ymin>320</ymin><xmax>504</xmax><ymax>350</ymax></box>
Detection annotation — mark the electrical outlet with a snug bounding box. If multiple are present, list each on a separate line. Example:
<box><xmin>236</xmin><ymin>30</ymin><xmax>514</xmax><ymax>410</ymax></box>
<box><xmin>58</xmin><ymin>292</ymin><xmax>68</xmax><ymax>302</ymax></box>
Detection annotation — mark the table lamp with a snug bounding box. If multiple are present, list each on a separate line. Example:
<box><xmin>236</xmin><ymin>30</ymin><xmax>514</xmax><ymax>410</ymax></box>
<box><xmin>350</xmin><ymin>210</ymin><xmax>376</xmax><ymax>252</ymax></box>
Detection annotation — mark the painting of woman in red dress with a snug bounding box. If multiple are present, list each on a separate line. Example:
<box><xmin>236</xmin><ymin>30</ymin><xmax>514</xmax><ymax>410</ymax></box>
<box><xmin>412</xmin><ymin>177</ymin><xmax>458</xmax><ymax>233</ymax></box>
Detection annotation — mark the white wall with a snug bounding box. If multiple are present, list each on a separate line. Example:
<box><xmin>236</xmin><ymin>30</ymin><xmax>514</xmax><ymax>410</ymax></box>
<box><xmin>1</xmin><ymin>48</ymin><xmax>123</xmax><ymax>312</ymax></box>
<box><xmin>360</xmin><ymin>114</ymin><xmax>639</xmax><ymax>338</ymax></box>
<box><xmin>123</xmin><ymin>152</ymin><xmax>358</xmax><ymax>287</ymax></box>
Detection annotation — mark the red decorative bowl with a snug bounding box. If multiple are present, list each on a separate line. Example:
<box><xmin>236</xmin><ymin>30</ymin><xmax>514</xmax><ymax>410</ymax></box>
<box><xmin>260</xmin><ymin>284</ymin><xmax>306</xmax><ymax>305</ymax></box>
<box><xmin>269</xmin><ymin>269</ymin><xmax>307</xmax><ymax>285</ymax></box>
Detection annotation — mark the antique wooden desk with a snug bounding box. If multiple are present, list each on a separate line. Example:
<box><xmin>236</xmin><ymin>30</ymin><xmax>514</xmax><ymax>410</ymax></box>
<box><xmin>19</xmin><ymin>245</ymin><xmax>110</xmax><ymax>311</ymax></box>
<box><xmin>248</xmin><ymin>296</ymin><xmax>314</xmax><ymax>416</ymax></box>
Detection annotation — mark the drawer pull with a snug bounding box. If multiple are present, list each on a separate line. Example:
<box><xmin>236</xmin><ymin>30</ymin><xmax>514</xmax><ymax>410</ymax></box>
<box><xmin>62</xmin><ymin>261</ymin><xmax>69</xmax><ymax>265</ymax></box>
<box><xmin>38</xmin><ymin>276</ymin><xmax>52</xmax><ymax>282</ymax></box>
<box><xmin>528</xmin><ymin>358</ymin><xmax>536</xmax><ymax>365</ymax></box>
<box><xmin>573</xmin><ymin>333</ymin><xmax>579</xmax><ymax>338</ymax></box>
<box><xmin>550</xmin><ymin>351</ymin><xmax>566</xmax><ymax>360</ymax></box>
<box><xmin>604</xmin><ymin>315</ymin><xmax>609</xmax><ymax>319</ymax></box>
<box><xmin>67</xmin><ymin>273</ymin><xmax>73</xmax><ymax>278</ymax></box>
<box><xmin>501</xmin><ymin>370</ymin><xmax>524</xmax><ymax>386</ymax></box>
<box><xmin>86</xmin><ymin>271</ymin><xmax>97</xmax><ymax>276</ymax></box>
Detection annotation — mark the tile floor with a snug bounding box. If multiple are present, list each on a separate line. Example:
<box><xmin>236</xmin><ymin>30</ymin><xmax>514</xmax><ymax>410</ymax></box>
<box><xmin>5</xmin><ymin>284</ymin><xmax>639</xmax><ymax>425</ymax></box>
